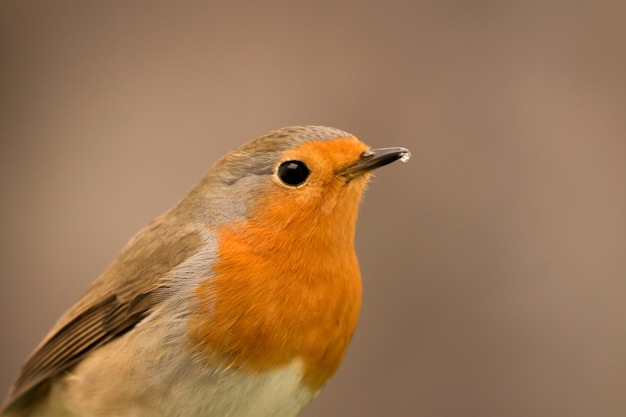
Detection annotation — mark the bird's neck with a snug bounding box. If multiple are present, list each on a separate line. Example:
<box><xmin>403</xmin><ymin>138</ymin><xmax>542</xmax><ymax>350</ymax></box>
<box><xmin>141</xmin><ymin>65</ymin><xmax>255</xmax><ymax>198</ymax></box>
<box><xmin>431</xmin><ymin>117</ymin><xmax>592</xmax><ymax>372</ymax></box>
<box><xmin>188</xmin><ymin>189</ymin><xmax>364</xmax><ymax>391</ymax></box>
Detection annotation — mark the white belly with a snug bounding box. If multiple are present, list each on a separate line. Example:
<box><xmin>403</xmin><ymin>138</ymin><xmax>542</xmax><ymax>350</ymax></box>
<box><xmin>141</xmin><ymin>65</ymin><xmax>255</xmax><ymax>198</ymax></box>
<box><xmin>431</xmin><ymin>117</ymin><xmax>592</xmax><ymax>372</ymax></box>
<box><xmin>24</xmin><ymin>245</ymin><xmax>319</xmax><ymax>417</ymax></box>
<box><xmin>32</xmin><ymin>319</ymin><xmax>317</xmax><ymax>417</ymax></box>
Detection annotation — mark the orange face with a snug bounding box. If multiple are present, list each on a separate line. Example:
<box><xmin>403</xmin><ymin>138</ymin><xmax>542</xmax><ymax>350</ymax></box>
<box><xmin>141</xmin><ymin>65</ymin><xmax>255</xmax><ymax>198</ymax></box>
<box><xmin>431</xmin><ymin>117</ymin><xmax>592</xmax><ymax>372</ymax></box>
<box><xmin>188</xmin><ymin>136</ymin><xmax>371</xmax><ymax>390</ymax></box>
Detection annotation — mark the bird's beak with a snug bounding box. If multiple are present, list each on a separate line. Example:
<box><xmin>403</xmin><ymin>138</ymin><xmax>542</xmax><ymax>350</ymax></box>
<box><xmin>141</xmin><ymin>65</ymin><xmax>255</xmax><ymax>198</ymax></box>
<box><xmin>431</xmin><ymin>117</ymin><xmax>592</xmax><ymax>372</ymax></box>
<box><xmin>341</xmin><ymin>147</ymin><xmax>411</xmax><ymax>177</ymax></box>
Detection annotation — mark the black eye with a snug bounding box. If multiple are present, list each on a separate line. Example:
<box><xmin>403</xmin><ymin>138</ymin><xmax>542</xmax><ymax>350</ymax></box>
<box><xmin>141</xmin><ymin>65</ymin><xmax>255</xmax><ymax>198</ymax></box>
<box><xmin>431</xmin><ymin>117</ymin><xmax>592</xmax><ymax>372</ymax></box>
<box><xmin>277</xmin><ymin>160</ymin><xmax>310</xmax><ymax>186</ymax></box>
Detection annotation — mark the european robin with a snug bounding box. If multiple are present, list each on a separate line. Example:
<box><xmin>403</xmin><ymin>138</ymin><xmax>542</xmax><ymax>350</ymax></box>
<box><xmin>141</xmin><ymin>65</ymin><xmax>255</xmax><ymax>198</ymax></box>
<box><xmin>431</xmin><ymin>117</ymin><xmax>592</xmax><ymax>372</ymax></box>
<box><xmin>2</xmin><ymin>125</ymin><xmax>410</xmax><ymax>417</ymax></box>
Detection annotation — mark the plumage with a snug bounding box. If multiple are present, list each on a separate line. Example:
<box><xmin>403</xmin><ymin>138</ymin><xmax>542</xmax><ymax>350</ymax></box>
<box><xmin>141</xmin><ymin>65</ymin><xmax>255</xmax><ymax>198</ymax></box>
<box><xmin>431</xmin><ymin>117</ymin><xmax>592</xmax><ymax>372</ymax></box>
<box><xmin>2</xmin><ymin>126</ymin><xmax>409</xmax><ymax>417</ymax></box>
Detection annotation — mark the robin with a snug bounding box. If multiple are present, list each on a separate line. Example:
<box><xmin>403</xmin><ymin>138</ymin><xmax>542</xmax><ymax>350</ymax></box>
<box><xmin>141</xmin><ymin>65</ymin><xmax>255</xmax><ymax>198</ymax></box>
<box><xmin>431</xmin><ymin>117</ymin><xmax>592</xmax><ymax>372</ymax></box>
<box><xmin>2</xmin><ymin>125</ymin><xmax>410</xmax><ymax>417</ymax></box>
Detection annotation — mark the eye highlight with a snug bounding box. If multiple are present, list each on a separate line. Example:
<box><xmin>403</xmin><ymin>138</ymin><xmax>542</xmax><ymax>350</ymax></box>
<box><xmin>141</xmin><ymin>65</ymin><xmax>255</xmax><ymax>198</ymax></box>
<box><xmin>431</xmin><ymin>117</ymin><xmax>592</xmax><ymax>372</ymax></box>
<box><xmin>277</xmin><ymin>160</ymin><xmax>310</xmax><ymax>186</ymax></box>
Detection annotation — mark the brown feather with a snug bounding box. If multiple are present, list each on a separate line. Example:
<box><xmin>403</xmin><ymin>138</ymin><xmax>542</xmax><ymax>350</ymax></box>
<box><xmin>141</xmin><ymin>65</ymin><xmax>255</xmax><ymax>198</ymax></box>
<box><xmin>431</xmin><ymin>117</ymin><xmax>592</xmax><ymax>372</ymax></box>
<box><xmin>3</xmin><ymin>229</ymin><xmax>203</xmax><ymax>413</ymax></box>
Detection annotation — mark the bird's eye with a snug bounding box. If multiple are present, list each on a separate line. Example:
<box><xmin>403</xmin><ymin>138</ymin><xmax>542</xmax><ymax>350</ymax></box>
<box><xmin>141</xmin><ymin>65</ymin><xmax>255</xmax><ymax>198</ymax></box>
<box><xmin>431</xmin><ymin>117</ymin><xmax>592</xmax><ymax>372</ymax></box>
<box><xmin>277</xmin><ymin>160</ymin><xmax>310</xmax><ymax>186</ymax></box>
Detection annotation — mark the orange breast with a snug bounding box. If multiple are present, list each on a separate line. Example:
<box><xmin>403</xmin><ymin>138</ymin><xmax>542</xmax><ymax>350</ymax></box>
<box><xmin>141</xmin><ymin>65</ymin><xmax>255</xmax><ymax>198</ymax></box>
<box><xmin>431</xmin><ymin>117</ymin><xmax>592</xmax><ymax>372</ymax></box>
<box><xmin>188</xmin><ymin>176</ymin><xmax>364</xmax><ymax>391</ymax></box>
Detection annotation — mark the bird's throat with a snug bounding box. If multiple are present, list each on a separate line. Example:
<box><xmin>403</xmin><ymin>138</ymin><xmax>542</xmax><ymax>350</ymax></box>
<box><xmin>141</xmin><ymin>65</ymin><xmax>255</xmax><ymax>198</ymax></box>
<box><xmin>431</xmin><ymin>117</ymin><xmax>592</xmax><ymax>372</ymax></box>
<box><xmin>188</xmin><ymin>187</ymin><xmax>364</xmax><ymax>391</ymax></box>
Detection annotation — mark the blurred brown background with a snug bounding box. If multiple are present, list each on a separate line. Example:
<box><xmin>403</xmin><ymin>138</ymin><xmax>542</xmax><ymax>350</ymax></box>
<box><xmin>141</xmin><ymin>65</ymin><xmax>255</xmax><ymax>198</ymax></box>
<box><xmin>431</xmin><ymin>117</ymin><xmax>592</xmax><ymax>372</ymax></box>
<box><xmin>1</xmin><ymin>1</ymin><xmax>625</xmax><ymax>416</ymax></box>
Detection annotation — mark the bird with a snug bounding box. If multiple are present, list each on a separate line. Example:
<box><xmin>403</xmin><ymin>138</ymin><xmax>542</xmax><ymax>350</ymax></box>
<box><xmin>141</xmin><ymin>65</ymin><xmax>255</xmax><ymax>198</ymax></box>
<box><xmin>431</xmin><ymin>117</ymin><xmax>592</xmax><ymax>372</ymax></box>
<box><xmin>2</xmin><ymin>125</ymin><xmax>410</xmax><ymax>417</ymax></box>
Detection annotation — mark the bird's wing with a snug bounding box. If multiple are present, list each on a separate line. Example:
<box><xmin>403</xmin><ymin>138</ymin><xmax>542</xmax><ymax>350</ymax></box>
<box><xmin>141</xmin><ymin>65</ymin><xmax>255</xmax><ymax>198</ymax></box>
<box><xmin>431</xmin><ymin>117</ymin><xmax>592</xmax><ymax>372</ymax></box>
<box><xmin>2</xmin><ymin>223</ymin><xmax>204</xmax><ymax>413</ymax></box>
<box><xmin>4</xmin><ymin>291</ymin><xmax>155</xmax><ymax>412</ymax></box>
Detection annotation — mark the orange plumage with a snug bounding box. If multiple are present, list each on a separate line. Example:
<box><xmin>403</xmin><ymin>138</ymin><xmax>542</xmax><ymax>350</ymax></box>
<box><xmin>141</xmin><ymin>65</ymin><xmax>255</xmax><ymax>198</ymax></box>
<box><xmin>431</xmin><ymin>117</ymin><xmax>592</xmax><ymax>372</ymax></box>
<box><xmin>189</xmin><ymin>137</ymin><xmax>369</xmax><ymax>390</ymax></box>
<box><xmin>2</xmin><ymin>127</ymin><xmax>409</xmax><ymax>417</ymax></box>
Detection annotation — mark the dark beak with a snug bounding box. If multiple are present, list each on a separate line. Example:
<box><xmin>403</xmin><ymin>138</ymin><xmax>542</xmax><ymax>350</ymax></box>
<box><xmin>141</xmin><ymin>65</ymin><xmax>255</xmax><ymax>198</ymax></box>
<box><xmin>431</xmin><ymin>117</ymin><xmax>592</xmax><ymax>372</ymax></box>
<box><xmin>341</xmin><ymin>147</ymin><xmax>410</xmax><ymax>177</ymax></box>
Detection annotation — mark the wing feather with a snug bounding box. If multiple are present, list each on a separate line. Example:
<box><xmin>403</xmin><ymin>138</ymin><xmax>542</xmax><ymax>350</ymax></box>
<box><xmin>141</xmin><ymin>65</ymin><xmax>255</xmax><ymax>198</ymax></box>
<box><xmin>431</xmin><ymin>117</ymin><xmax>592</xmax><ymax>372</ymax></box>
<box><xmin>2</xmin><ymin>227</ymin><xmax>203</xmax><ymax>413</ymax></box>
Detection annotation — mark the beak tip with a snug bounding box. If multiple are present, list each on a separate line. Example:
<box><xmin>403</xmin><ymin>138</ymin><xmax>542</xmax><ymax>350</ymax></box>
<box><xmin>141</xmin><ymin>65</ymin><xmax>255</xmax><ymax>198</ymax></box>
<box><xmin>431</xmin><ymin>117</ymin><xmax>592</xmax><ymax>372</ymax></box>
<box><xmin>396</xmin><ymin>148</ymin><xmax>411</xmax><ymax>163</ymax></box>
